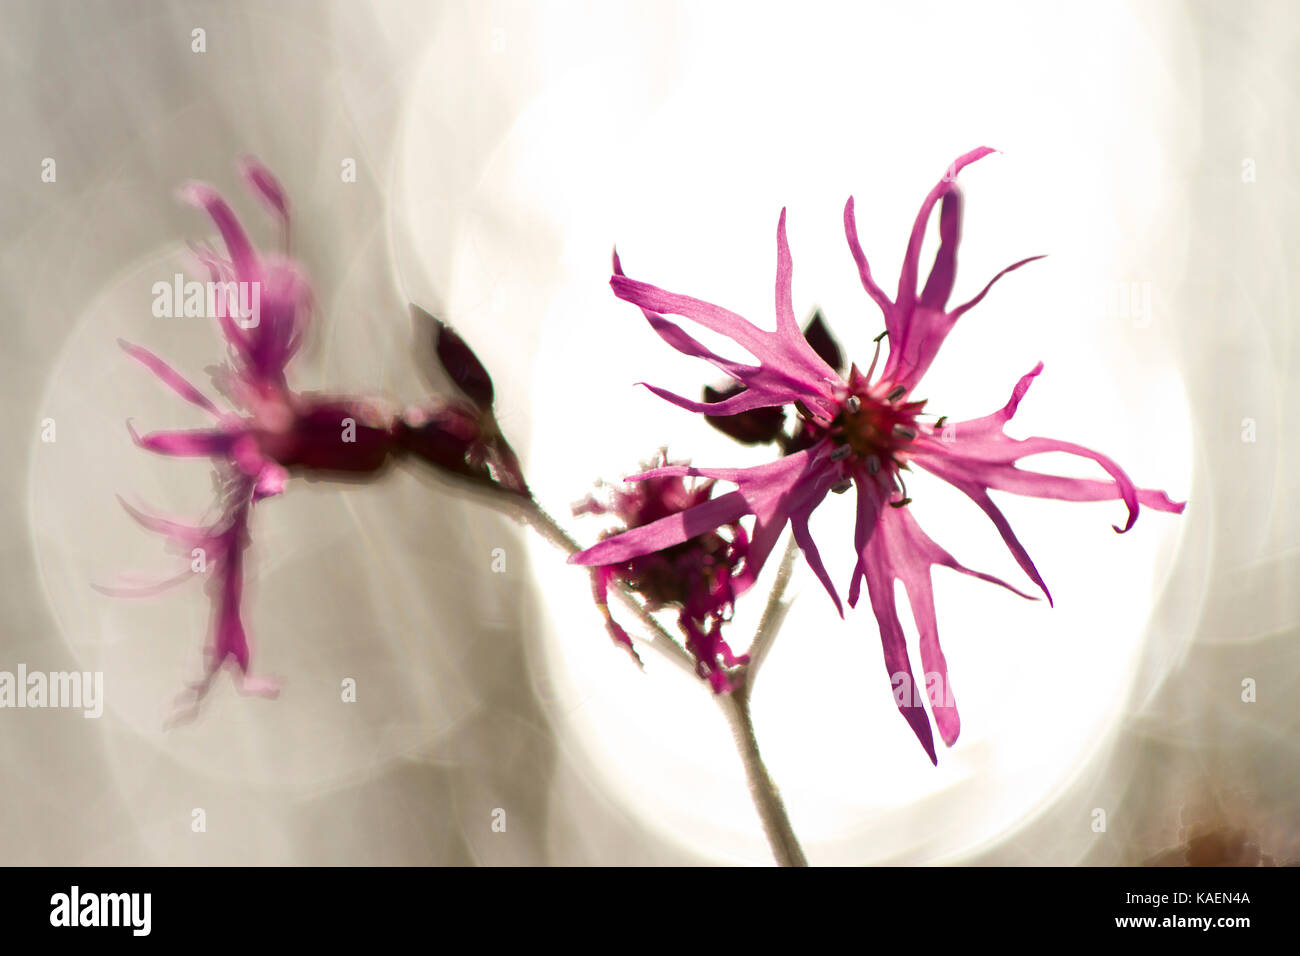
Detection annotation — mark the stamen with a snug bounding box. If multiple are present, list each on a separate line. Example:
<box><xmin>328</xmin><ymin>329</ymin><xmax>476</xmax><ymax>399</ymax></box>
<box><xmin>865</xmin><ymin>333</ymin><xmax>885</xmax><ymax>380</ymax></box>
<box><xmin>894</xmin><ymin>471</ymin><xmax>910</xmax><ymax>502</ymax></box>
<box><xmin>873</xmin><ymin>330</ymin><xmax>889</xmax><ymax>344</ymax></box>
<box><xmin>866</xmin><ymin>455</ymin><xmax>881</xmax><ymax>474</ymax></box>
<box><xmin>893</xmin><ymin>424</ymin><xmax>917</xmax><ymax>441</ymax></box>
<box><xmin>831</xmin><ymin>478</ymin><xmax>852</xmax><ymax>494</ymax></box>
<box><xmin>886</xmin><ymin>385</ymin><xmax>906</xmax><ymax>402</ymax></box>
<box><xmin>829</xmin><ymin>445</ymin><xmax>850</xmax><ymax>462</ymax></box>
<box><xmin>934</xmin><ymin>415</ymin><xmax>947</xmax><ymax>428</ymax></box>
<box><xmin>889</xmin><ymin>497</ymin><xmax>913</xmax><ymax>509</ymax></box>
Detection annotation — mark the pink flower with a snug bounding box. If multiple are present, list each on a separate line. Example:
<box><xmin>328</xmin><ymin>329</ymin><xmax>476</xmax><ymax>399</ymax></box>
<box><xmin>108</xmin><ymin>162</ymin><xmax>531</xmax><ymax>717</ymax></box>
<box><xmin>574</xmin><ymin>452</ymin><xmax>750</xmax><ymax>691</ymax></box>
<box><xmin>107</xmin><ymin>159</ymin><xmax>402</xmax><ymax>714</ymax></box>
<box><xmin>572</xmin><ymin>148</ymin><xmax>1185</xmax><ymax>763</ymax></box>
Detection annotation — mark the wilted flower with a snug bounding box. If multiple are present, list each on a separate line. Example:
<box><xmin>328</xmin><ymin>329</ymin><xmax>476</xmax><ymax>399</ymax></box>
<box><xmin>108</xmin><ymin>158</ymin><xmax>404</xmax><ymax>712</ymax></box>
<box><xmin>574</xmin><ymin>452</ymin><xmax>749</xmax><ymax>691</ymax></box>
<box><xmin>573</xmin><ymin>147</ymin><xmax>1185</xmax><ymax>762</ymax></box>
<box><xmin>108</xmin><ymin>161</ymin><xmax>532</xmax><ymax>714</ymax></box>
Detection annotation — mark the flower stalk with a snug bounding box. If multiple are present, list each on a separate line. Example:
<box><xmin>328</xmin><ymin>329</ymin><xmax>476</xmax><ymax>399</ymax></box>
<box><xmin>717</xmin><ymin>677</ymin><xmax>807</xmax><ymax>867</ymax></box>
<box><xmin>507</xmin><ymin>489</ymin><xmax>808</xmax><ymax>864</ymax></box>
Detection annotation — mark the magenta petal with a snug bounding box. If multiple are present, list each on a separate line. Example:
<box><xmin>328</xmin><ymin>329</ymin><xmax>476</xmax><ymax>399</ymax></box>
<box><xmin>844</xmin><ymin>148</ymin><xmax>1044</xmax><ymax>392</ymax></box>
<box><xmin>638</xmin><ymin>310</ymin><xmax>821</xmax><ymax>413</ymax></box>
<box><xmin>116</xmin><ymin>495</ymin><xmax>216</xmax><ymax>546</ymax></box>
<box><xmin>790</xmin><ymin>507</ymin><xmax>842</xmax><ymax>616</ymax></box>
<box><xmin>119</xmin><ymin>340</ymin><xmax>221</xmax><ymax>417</ymax></box>
<box><xmin>626</xmin><ymin>446</ymin><xmax>838</xmax><ymax>594</ymax></box>
<box><xmin>774</xmin><ymin>209</ymin><xmax>839</xmax><ymax>379</ymax></box>
<box><xmin>912</xmin><ymin>457</ymin><xmax>1054</xmax><ymax>605</ymax></box>
<box><xmin>896</xmin><ymin>147</ymin><xmax>995</xmax><ymax>309</ymax></box>
<box><xmin>867</xmin><ymin>498</ymin><xmax>1039</xmax><ymax>750</ymax></box>
<box><xmin>128</xmin><ymin>422</ymin><xmax>235</xmax><ymax>458</ymax></box>
<box><xmin>911</xmin><ymin>363</ymin><xmax>1183</xmax><ymax>534</ymax></box>
<box><xmin>638</xmin><ymin>380</ymin><xmax>793</xmax><ymax>417</ymax></box>
<box><xmin>948</xmin><ymin>255</ymin><xmax>1047</xmax><ymax>321</ymax></box>
<box><xmin>189</xmin><ymin>241</ymin><xmax>252</xmax><ymax>357</ymax></box>
<box><xmin>178</xmin><ymin>182</ymin><xmax>259</xmax><ymax>282</ymax></box>
<box><xmin>570</xmin><ymin>490</ymin><xmax>749</xmax><ymax>566</ymax></box>
<box><xmin>917</xmin><ymin>190</ymin><xmax>962</xmax><ymax>311</ymax></box>
<box><xmin>898</xmin><ymin>568</ymin><xmax>957</xmax><ymax>746</ymax></box>
<box><xmin>641</xmin><ymin>311</ymin><xmax>754</xmax><ymax>381</ymax></box>
<box><xmin>610</xmin><ymin>275</ymin><xmax>838</xmax><ymax>419</ymax></box>
<box><xmin>848</xmin><ymin>474</ymin><xmax>885</xmax><ymax>609</ymax></box>
<box><xmin>843</xmin><ymin>196</ymin><xmax>894</xmax><ymax>319</ymax></box>
<box><xmin>589</xmin><ymin>565</ymin><xmax>643</xmax><ymax>666</ymax></box>
<box><xmin>616</xmin><ymin>255</ymin><xmax>806</xmax><ymax>411</ymax></box>
<box><xmin>238</xmin><ymin>155</ymin><xmax>289</xmax><ymax>228</ymax></box>
<box><xmin>921</xmin><ymin>442</ymin><xmax>1143</xmax><ymax>533</ymax></box>
<box><xmin>857</xmin><ymin>495</ymin><xmax>939</xmax><ymax>764</ymax></box>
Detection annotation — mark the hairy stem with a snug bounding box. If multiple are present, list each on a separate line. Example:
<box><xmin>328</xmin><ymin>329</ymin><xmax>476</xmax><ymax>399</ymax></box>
<box><xmin>718</xmin><ymin>681</ymin><xmax>808</xmax><ymax>867</ymax></box>
<box><xmin>510</xmin><ymin>495</ymin><xmax>697</xmax><ymax>677</ymax></box>
<box><xmin>744</xmin><ymin>534</ymin><xmax>800</xmax><ymax>687</ymax></box>
<box><xmin>501</xmin><ymin>490</ymin><xmax>808</xmax><ymax>866</ymax></box>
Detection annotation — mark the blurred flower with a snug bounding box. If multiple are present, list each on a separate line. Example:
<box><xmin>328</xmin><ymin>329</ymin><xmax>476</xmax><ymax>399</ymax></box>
<box><xmin>573</xmin><ymin>147</ymin><xmax>1185</xmax><ymax>762</ymax></box>
<box><xmin>574</xmin><ymin>452</ymin><xmax>749</xmax><ymax>691</ymax></box>
<box><xmin>110</xmin><ymin>158</ymin><xmax>402</xmax><ymax>712</ymax></box>
<box><xmin>110</xmin><ymin>163</ymin><xmax>534</xmax><ymax>714</ymax></box>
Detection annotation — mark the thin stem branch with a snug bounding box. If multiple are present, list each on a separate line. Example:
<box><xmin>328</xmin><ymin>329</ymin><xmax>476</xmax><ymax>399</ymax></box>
<box><xmin>717</xmin><ymin>681</ymin><xmax>808</xmax><ymax>867</ymax></box>
<box><xmin>491</xmin><ymin>487</ymin><xmax>808</xmax><ymax>866</ymax></box>
<box><xmin>744</xmin><ymin>534</ymin><xmax>800</xmax><ymax>687</ymax></box>
<box><xmin>509</xmin><ymin>495</ymin><xmax>697</xmax><ymax>678</ymax></box>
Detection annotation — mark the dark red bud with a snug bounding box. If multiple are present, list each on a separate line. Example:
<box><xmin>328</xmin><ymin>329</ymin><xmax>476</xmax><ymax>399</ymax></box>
<box><xmin>702</xmin><ymin>383</ymin><xmax>786</xmax><ymax>445</ymax></box>
<box><xmin>802</xmin><ymin>309</ymin><xmax>844</xmax><ymax>373</ymax></box>
<box><xmin>411</xmin><ymin>304</ymin><xmax>495</xmax><ymax>409</ymax></box>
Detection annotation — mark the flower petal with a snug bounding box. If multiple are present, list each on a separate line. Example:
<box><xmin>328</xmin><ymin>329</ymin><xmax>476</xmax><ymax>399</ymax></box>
<box><xmin>570</xmin><ymin>489</ymin><xmax>750</xmax><ymax>567</ymax></box>
<box><xmin>115</xmin><ymin>494</ymin><xmax>219</xmax><ymax>545</ymax></box>
<box><xmin>238</xmin><ymin>155</ymin><xmax>289</xmax><ymax>229</ymax></box>
<box><xmin>610</xmin><ymin>275</ymin><xmax>838</xmax><ymax>420</ymax></box>
<box><xmin>119</xmin><ymin>340</ymin><xmax>221</xmax><ymax>417</ymax></box>
<box><xmin>127</xmin><ymin>422</ymin><xmax>236</xmax><ymax>458</ymax></box>
<box><xmin>857</xmin><ymin>487</ymin><xmax>939</xmax><ymax>764</ymax></box>
<box><xmin>917</xmin><ymin>190</ymin><xmax>962</xmax><ymax>311</ymax></box>
<box><xmin>911</xmin><ymin>460</ymin><xmax>1055</xmax><ymax>605</ymax></box>
<box><xmin>589</xmin><ymin>565</ymin><xmax>644</xmax><ymax>666</ymax></box>
<box><xmin>843</xmin><ymin>196</ymin><xmax>894</xmax><ymax>319</ymax></box>
<box><xmin>912</xmin><ymin>363</ymin><xmax>1184</xmax><ymax>534</ymax></box>
<box><xmin>178</xmin><ymin>182</ymin><xmax>259</xmax><ymax>282</ymax></box>
<box><xmin>622</xmin><ymin>445</ymin><xmax>839</xmax><ymax>594</ymax></box>
<box><xmin>896</xmin><ymin>147</ymin><xmax>996</xmax><ymax>310</ymax></box>
<box><xmin>948</xmin><ymin>255</ymin><xmax>1046</xmax><ymax>321</ymax></box>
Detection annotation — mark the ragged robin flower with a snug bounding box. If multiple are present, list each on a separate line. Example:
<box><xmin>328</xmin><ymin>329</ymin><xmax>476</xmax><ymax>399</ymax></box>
<box><xmin>572</xmin><ymin>147</ymin><xmax>1185</xmax><ymax>763</ymax></box>
<box><xmin>574</xmin><ymin>451</ymin><xmax>749</xmax><ymax>692</ymax></box>
<box><xmin>104</xmin><ymin>160</ymin><xmax>525</xmax><ymax>717</ymax></box>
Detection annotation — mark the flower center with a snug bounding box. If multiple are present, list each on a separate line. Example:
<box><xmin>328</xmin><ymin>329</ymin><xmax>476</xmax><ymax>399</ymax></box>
<box><xmin>830</xmin><ymin>384</ymin><xmax>922</xmax><ymax>474</ymax></box>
